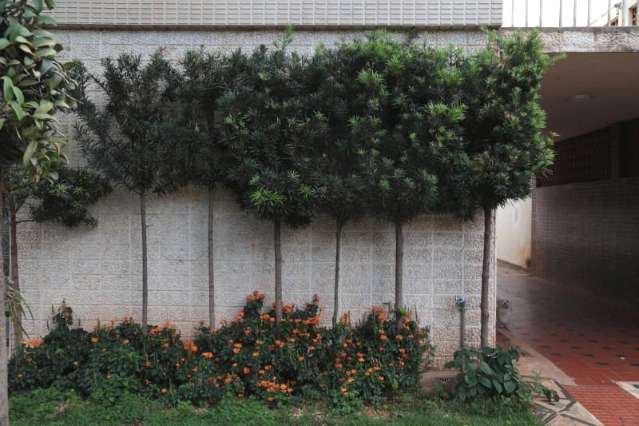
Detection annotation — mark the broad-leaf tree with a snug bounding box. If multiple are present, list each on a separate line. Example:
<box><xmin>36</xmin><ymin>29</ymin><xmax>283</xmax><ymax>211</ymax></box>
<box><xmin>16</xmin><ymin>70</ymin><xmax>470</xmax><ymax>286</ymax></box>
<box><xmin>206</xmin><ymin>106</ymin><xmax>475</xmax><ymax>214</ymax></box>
<box><xmin>461</xmin><ymin>31</ymin><xmax>554</xmax><ymax>346</ymax></box>
<box><xmin>72</xmin><ymin>52</ymin><xmax>184</xmax><ymax>326</ymax></box>
<box><xmin>2</xmin><ymin>164</ymin><xmax>110</xmax><ymax>348</ymax></box>
<box><xmin>219</xmin><ymin>34</ymin><xmax>320</xmax><ymax>323</ymax></box>
<box><xmin>0</xmin><ymin>0</ymin><xmax>75</xmax><ymax>422</ymax></box>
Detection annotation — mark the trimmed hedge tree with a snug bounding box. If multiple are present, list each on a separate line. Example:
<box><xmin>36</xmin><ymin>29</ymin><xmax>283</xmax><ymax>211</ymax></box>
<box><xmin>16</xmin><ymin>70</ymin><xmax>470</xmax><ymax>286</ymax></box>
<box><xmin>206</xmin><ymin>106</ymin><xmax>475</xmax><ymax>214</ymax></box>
<box><xmin>72</xmin><ymin>52</ymin><xmax>186</xmax><ymax>326</ymax></box>
<box><xmin>460</xmin><ymin>31</ymin><xmax>554</xmax><ymax>346</ymax></box>
<box><xmin>218</xmin><ymin>34</ymin><xmax>322</xmax><ymax>323</ymax></box>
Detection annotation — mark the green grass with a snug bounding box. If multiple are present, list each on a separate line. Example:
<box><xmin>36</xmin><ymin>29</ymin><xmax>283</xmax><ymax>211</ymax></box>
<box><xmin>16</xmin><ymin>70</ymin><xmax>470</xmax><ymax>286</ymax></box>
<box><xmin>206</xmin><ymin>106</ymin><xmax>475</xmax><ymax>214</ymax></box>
<box><xmin>10</xmin><ymin>388</ymin><xmax>542</xmax><ymax>426</ymax></box>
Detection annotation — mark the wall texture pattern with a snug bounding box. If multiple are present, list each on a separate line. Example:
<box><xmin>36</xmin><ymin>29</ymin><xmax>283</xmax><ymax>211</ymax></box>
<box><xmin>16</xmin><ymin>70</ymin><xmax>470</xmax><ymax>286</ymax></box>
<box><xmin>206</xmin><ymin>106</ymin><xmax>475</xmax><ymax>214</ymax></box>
<box><xmin>50</xmin><ymin>0</ymin><xmax>503</xmax><ymax>28</ymax></box>
<box><xmin>18</xmin><ymin>29</ymin><xmax>496</xmax><ymax>364</ymax></box>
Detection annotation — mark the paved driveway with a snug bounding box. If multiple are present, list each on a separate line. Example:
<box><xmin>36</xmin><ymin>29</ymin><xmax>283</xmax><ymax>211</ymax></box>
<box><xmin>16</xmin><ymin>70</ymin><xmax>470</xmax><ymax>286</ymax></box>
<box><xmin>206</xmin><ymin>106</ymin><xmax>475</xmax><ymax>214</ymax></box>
<box><xmin>498</xmin><ymin>265</ymin><xmax>639</xmax><ymax>426</ymax></box>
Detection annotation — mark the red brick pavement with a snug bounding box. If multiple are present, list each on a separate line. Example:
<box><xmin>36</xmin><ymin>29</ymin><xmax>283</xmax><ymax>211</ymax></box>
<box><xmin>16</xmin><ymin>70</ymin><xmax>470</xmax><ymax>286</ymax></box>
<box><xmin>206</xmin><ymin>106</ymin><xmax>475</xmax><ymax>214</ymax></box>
<box><xmin>499</xmin><ymin>266</ymin><xmax>639</xmax><ymax>426</ymax></box>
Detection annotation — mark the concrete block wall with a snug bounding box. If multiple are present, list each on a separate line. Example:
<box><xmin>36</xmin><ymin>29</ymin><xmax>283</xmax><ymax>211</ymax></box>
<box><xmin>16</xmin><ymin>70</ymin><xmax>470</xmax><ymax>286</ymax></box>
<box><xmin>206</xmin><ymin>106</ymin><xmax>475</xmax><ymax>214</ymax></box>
<box><xmin>17</xmin><ymin>28</ymin><xmax>496</xmax><ymax>364</ymax></box>
<box><xmin>532</xmin><ymin>177</ymin><xmax>639</xmax><ymax>301</ymax></box>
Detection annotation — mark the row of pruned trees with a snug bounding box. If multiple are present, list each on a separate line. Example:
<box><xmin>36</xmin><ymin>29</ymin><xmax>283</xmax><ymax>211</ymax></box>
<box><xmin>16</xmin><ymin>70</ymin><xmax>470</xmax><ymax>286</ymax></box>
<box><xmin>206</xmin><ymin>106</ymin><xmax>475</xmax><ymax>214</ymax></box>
<box><xmin>70</xmin><ymin>31</ymin><xmax>554</xmax><ymax>344</ymax></box>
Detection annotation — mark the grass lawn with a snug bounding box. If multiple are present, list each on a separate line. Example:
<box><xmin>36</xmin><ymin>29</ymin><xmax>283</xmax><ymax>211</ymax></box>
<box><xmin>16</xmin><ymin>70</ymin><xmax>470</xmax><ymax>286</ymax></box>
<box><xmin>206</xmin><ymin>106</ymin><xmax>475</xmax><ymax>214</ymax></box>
<box><xmin>10</xmin><ymin>388</ymin><xmax>542</xmax><ymax>426</ymax></box>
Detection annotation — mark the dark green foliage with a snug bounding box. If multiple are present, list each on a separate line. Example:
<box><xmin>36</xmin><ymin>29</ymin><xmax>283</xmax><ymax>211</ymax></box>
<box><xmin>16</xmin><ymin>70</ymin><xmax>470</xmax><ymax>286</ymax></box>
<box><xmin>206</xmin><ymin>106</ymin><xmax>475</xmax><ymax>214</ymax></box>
<box><xmin>459</xmin><ymin>31</ymin><xmax>554</xmax><ymax>212</ymax></box>
<box><xmin>327</xmin><ymin>34</ymin><xmax>443</xmax><ymax>225</ymax></box>
<box><xmin>9</xmin><ymin>295</ymin><xmax>431</xmax><ymax>410</ymax></box>
<box><xmin>70</xmin><ymin>52</ymin><xmax>185</xmax><ymax>196</ymax></box>
<box><xmin>445</xmin><ymin>346</ymin><xmax>530</xmax><ymax>403</ymax></box>
<box><xmin>219</xmin><ymin>34</ymin><xmax>321</xmax><ymax>228</ymax></box>
<box><xmin>30</xmin><ymin>167</ymin><xmax>112</xmax><ymax>226</ymax></box>
<box><xmin>179</xmin><ymin>48</ymin><xmax>241</xmax><ymax>188</ymax></box>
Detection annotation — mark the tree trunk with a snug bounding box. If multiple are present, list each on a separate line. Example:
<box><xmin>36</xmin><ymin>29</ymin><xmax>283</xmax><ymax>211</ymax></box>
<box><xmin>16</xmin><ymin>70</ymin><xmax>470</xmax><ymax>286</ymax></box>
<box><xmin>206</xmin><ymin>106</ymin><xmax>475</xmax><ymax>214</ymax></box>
<box><xmin>207</xmin><ymin>188</ymin><xmax>215</xmax><ymax>327</ymax></box>
<box><xmin>10</xmin><ymin>208</ymin><xmax>20</xmax><ymax>350</ymax></box>
<box><xmin>140</xmin><ymin>193</ymin><xmax>148</xmax><ymax>326</ymax></box>
<box><xmin>332</xmin><ymin>219</ymin><xmax>343</xmax><ymax>327</ymax></box>
<box><xmin>394</xmin><ymin>219</ymin><xmax>404</xmax><ymax>312</ymax></box>
<box><xmin>0</xmin><ymin>184</ymin><xmax>10</xmax><ymax>425</ymax></box>
<box><xmin>273</xmin><ymin>218</ymin><xmax>283</xmax><ymax>323</ymax></box>
<box><xmin>480</xmin><ymin>206</ymin><xmax>495</xmax><ymax>347</ymax></box>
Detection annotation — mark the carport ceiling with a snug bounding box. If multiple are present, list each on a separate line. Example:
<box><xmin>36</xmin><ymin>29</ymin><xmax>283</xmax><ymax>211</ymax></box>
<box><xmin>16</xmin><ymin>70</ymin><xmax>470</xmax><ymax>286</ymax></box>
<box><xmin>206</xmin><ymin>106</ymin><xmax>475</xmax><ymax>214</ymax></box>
<box><xmin>541</xmin><ymin>52</ymin><xmax>639</xmax><ymax>142</ymax></box>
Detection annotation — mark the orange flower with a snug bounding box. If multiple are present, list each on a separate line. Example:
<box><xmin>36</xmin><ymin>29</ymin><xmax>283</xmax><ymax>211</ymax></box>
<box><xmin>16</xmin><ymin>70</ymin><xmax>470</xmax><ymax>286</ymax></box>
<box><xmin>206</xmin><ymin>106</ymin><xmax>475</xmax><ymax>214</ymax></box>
<box><xmin>252</xmin><ymin>351</ymin><xmax>260</xmax><ymax>358</ymax></box>
<box><xmin>235</xmin><ymin>310</ymin><xmax>245</xmax><ymax>321</ymax></box>
<box><xmin>379</xmin><ymin>375</ymin><xmax>385</xmax><ymax>381</ymax></box>
<box><xmin>282</xmin><ymin>304</ymin><xmax>295</xmax><ymax>314</ymax></box>
<box><xmin>90</xmin><ymin>336</ymin><xmax>99</xmax><ymax>344</ymax></box>
<box><xmin>246</xmin><ymin>291</ymin><xmax>265</xmax><ymax>303</ymax></box>
<box><xmin>340</xmin><ymin>386</ymin><xmax>348</xmax><ymax>395</ymax></box>
<box><xmin>275</xmin><ymin>340</ymin><xmax>284</xmax><ymax>348</ymax></box>
<box><xmin>298</xmin><ymin>356</ymin><xmax>304</xmax><ymax>362</ymax></box>
<box><xmin>161</xmin><ymin>388</ymin><xmax>168</xmax><ymax>395</ymax></box>
<box><xmin>339</xmin><ymin>312</ymin><xmax>351</xmax><ymax>325</ymax></box>
<box><xmin>160</xmin><ymin>320</ymin><xmax>175</xmax><ymax>330</ymax></box>
<box><xmin>201</xmin><ymin>352</ymin><xmax>213</xmax><ymax>359</ymax></box>
<box><xmin>21</xmin><ymin>338</ymin><xmax>43</xmax><ymax>349</ymax></box>
<box><xmin>122</xmin><ymin>339</ymin><xmax>130</xmax><ymax>345</ymax></box>
<box><xmin>243</xmin><ymin>367</ymin><xmax>252</xmax><ymax>375</ymax></box>
<box><xmin>371</xmin><ymin>305</ymin><xmax>386</xmax><ymax>321</ymax></box>
<box><xmin>183</xmin><ymin>340</ymin><xmax>198</xmax><ymax>353</ymax></box>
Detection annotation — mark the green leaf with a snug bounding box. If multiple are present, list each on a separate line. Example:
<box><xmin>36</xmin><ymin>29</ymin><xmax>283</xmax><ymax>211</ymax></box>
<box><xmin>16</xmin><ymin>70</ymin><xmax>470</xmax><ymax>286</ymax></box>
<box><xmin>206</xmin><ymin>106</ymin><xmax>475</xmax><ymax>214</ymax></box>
<box><xmin>22</xmin><ymin>140</ymin><xmax>38</xmax><ymax>165</ymax></box>
<box><xmin>12</xmin><ymin>85</ymin><xmax>25</xmax><ymax>104</ymax></box>
<box><xmin>0</xmin><ymin>38</ymin><xmax>10</xmax><ymax>50</ymax></box>
<box><xmin>2</xmin><ymin>76</ymin><xmax>14</xmax><ymax>102</ymax></box>
<box><xmin>492</xmin><ymin>379</ymin><xmax>503</xmax><ymax>394</ymax></box>
<box><xmin>36</xmin><ymin>15</ymin><xmax>57</xmax><ymax>25</ymax></box>
<box><xmin>479</xmin><ymin>361</ymin><xmax>494</xmax><ymax>376</ymax></box>
<box><xmin>9</xmin><ymin>101</ymin><xmax>26</xmax><ymax>121</ymax></box>
<box><xmin>504</xmin><ymin>381</ymin><xmax>517</xmax><ymax>394</ymax></box>
<box><xmin>479</xmin><ymin>376</ymin><xmax>492</xmax><ymax>389</ymax></box>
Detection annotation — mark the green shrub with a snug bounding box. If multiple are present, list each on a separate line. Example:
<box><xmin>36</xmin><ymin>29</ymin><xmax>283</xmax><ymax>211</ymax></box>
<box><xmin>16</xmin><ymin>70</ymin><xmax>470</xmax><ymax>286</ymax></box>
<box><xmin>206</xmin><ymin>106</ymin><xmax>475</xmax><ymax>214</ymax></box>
<box><xmin>445</xmin><ymin>346</ymin><xmax>530</xmax><ymax>403</ymax></box>
<box><xmin>9</xmin><ymin>293</ymin><xmax>432</xmax><ymax>409</ymax></box>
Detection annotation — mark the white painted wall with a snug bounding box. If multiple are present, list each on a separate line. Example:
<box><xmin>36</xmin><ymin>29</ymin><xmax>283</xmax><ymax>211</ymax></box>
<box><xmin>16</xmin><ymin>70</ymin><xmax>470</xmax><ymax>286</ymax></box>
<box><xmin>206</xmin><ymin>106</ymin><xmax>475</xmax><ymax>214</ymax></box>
<box><xmin>496</xmin><ymin>198</ymin><xmax>532</xmax><ymax>269</ymax></box>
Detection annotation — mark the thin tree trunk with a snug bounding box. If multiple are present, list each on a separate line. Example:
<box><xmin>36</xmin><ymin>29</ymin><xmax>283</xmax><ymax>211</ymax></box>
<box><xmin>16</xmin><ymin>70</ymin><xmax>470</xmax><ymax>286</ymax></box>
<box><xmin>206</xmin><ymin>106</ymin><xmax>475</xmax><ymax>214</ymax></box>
<box><xmin>140</xmin><ymin>193</ymin><xmax>148</xmax><ymax>326</ymax></box>
<box><xmin>207</xmin><ymin>188</ymin><xmax>215</xmax><ymax>327</ymax></box>
<box><xmin>480</xmin><ymin>206</ymin><xmax>495</xmax><ymax>347</ymax></box>
<box><xmin>10</xmin><ymin>208</ymin><xmax>21</xmax><ymax>350</ymax></box>
<box><xmin>274</xmin><ymin>218</ymin><xmax>283</xmax><ymax>323</ymax></box>
<box><xmin>332</xmin><ymin>219</ymin><xmax>343</xmax><ymax>327</ymax></box>
<box><xmin>395</xmin><ymin>219</ymin><xmax>404</xmax><ymax>313</ymax></box>
<box><xmin>0</xmin><ymin>183</ymin><xmax>10</xmax><ymax>425</ymax></box>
